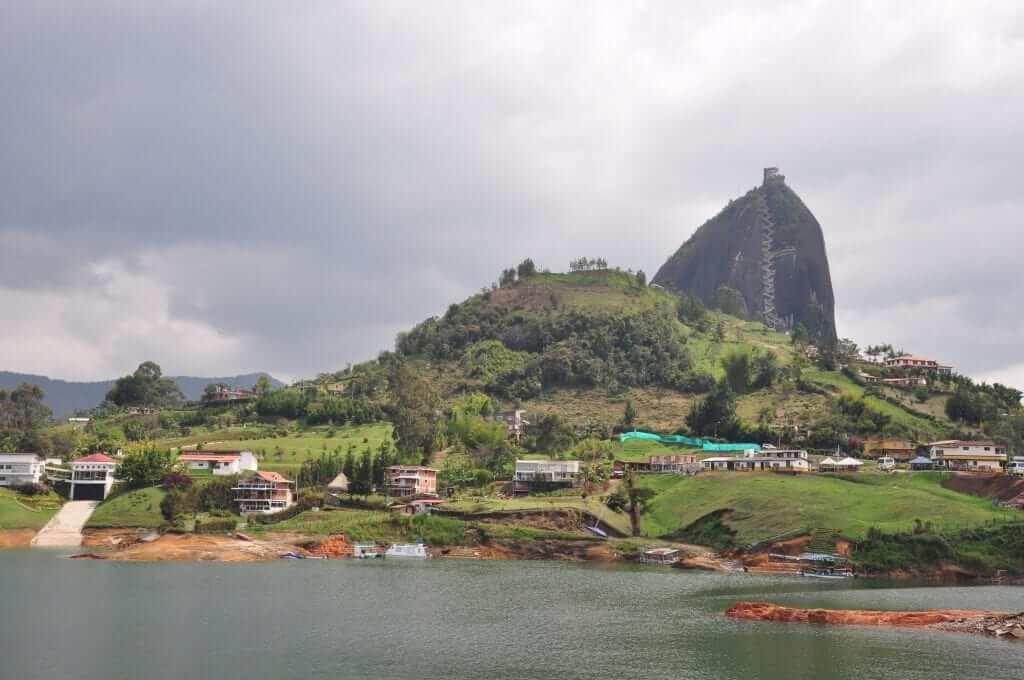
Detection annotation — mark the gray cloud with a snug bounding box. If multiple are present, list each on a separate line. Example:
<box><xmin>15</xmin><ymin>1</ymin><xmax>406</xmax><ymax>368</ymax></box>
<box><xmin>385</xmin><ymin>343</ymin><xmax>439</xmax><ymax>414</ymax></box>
<box><xmin>1</xmin><ymin>2</ymin><xmax>1023</xmax><ymax>383</ymax></box>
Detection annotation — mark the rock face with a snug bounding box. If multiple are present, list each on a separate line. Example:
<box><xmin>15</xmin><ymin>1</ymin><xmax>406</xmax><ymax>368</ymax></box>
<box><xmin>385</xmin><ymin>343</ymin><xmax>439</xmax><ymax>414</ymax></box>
<box><xmin>654</xmin><ymin>168</ymin><xmax>837</xmax><ymax>341</ymax></box>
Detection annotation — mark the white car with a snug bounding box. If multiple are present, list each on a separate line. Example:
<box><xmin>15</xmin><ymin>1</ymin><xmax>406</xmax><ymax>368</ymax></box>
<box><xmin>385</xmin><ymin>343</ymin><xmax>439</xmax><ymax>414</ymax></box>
<box><xmin>1007</xmin><ymin>460</ymin><xmax>1024</xmax><ymax>477</ymax></box>
<box><xmin>877</xmin><ymin>457</ymin><xmax>896</xmax><ymax>472</ymax></box>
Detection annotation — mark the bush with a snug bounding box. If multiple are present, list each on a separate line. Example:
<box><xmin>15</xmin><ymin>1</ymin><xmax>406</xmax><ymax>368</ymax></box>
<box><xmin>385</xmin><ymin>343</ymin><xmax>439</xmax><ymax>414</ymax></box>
<box><xmin>195</xmin><ymin>518</ymin><xmax>238</xmax><ymax>533</ymax></box>
<box><xmin>161</xmin><ymin>471</ymin><xmax>193</xmax><ymax>490</ymax></box>
<box><xmin>13</xmin><ymin>482</ymin><xmax>49</xmax><ymax>496</ymax></box>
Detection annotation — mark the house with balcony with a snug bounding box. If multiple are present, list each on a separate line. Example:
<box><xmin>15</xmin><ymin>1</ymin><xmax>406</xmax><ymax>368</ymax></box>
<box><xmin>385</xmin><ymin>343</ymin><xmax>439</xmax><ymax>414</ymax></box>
<box><xmin>0</xmin><ymin>453</ymin><xmax>44</xmax><ymax>488</ymax></box>
<box><xmin>232</xmin><ymin>471</ymin><xmax>295</xmax><ymax>514</ymax></box>
<box><xmin>928</xmin><ymin>440</ymin><xmax>1007</xmax><ymax>472</ymax></box>
<box><xmin>178</xmin><ymin>450</ymin><xmax>258</xmax><ymax>476</ymax></box>
<box><xmin>513</xmin><ymin>460</ymin><xmax>581</xmax><ymax>491</ymax></box>
<box><xmin>862</xmin><ymin>438</ymin><xmax>916</xmax><ymax>461</ymax></box>
<box><xmin>884</xmin><ymin>355</ymin><xmax>952</xmax><ymax>375</ymax></box>
<box><xmin>69</xmin><ymin>453</ymin><xmax>117</xmax><ymax>500</ymax></box>
<box><xmin>385</xmin><ymin>465</ymin><xmax>438</xmax><ymax>498</ymax></box>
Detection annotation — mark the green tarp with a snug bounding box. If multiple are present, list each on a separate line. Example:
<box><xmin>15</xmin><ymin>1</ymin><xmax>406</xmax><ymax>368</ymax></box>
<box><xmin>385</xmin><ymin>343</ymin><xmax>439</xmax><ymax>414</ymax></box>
<box><xmin>619</xmin><ymin>431</ymin><xmax>760</xmax><ymax>453</ymax></box>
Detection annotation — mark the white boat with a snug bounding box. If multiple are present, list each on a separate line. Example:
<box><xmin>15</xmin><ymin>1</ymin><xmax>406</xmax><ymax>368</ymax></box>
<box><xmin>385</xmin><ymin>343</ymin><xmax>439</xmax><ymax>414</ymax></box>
<box><xmin>352</xmin><ymin>543</ymin><xmax>385</xmax><ymax>559</ymax></box>
<box><xmin>385</xmin><ymin>543</ymin><xmax>429</xmax><ymax>559</ymax></box>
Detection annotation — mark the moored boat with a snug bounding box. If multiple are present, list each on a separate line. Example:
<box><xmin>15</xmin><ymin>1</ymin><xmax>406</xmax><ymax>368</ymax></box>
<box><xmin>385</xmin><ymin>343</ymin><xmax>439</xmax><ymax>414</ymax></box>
<box><xmin>386</xmin><ymin>543</ymin><xmax>429</xmax><ymax>559</ymax></box>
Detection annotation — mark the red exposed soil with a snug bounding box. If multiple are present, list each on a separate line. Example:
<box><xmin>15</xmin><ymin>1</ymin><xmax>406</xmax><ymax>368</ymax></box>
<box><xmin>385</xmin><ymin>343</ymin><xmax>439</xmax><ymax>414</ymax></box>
<box><xmin>942</xmin><ymin>473</ymin><xmax>1024</xmax><ymax>507</ymax></box>
<box><xmin>0</xmin><ymin>529</ymin><xmax>35</xmax><ymax>548</ymax></box>
<box><xmin>727</xmin><ymin>602</ymin><xmax>1000</xmax><ymax>626</ymax></box>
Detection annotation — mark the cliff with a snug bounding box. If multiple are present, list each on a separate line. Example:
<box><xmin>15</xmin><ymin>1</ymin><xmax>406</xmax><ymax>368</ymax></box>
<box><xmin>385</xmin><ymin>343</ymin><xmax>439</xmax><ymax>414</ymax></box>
<box><xmin>653</xmin><ymin>168</ymin><xmax>837</xmax><ymax>342</ymax></box>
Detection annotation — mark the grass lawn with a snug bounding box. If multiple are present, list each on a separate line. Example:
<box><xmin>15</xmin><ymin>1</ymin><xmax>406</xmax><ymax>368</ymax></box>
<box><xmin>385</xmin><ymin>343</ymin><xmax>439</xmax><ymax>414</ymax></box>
<box><xmin>0</xmin><ymin>489</ymin><xmax>62</xmax><ymax>530</ymax></box>
<box><xmin>252</xmin><ymin>508</ymin><xmax>470</xmax><ymax>544</ymax></box>
<box><xmin>640</xmin><ymin>471</ymin><xmax>1017</xmax><ymax>544</ymax></box>
<box><xmin>86</xmin><ymin>487</ymin><xmax>167</xmax><ymax>529</ymax></box>
<box><xmin>159</xmin><ymin>423</ymin><xmax>393</xmax><ymax>474</ymax></box>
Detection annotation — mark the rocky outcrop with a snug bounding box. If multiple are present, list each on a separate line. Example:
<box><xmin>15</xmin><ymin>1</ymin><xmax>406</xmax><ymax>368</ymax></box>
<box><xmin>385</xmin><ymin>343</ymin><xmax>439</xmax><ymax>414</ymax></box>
<box><xmin>726</xmin><ymin>602</ymin><xmax>1024</xmax><ymax>640</ymax></box>
<box><xmin>654</xmin><ymin>168</ymin><xmax>837</xmax><ymax>341</ymax></box>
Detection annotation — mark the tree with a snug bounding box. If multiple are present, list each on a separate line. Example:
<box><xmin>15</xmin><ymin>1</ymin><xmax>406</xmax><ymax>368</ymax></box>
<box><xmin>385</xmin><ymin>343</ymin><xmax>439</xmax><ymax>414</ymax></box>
<box><xmin>622</xmin><ymin>400</ymin><xmax>637</xmax><ymax>429</ymax></box>
<box><xmin>106</xmin><ymin>361</ymin><xmax>185</xmax><ymax>408</ymax></box>
<box><xmin>389</xmin><ymin>362</ymin><xmax>445</xmax><ymax>461</ymax></box>
<box><xmin>0</xmin><ymin>383</ymin><xmax>52</xmax><ymax>452</ymax></box>
<box><xmin>686</xmin><ymin>381</ymin><xmax>741</xmax><ymax>439</ymax></box>
<box><xmin>499</xmin><ymin>268</ymin><xmax>517</xmax><ymax>287</ymax></box>
<box><xmin>116</xmin><ymin>443</ymin><xmax>175</xmax><ymax>488</ymax></box>
<box><xmin>721</xmin><ymin>353</ymin><xmax>751</xmax><ymax>394</ymax></box>
<box><xmin>122</xmin><ymin>419</ymin><xmax>149</xmax><ymax>442</ymax></box>
<box><xmin>516</xmin><ymin>258</ymin><xmax>537</xmax><ymax>279</ymax></box>
<box><xmin>526</xmin><ymin>414</ymin><xmax>575</xmax><ymax>454</ymax></box>
<box><xmin>254</xmin><ymin>375</ymin><xmax>273</xmax><ymax>396</ymax></box>
<box><xmin>623</xmin><ymin>471</ymin><xmax>655</xmax><ymax>537</ymax></box>
<box><xmin>713</xmin><ymin>285</ymin><xmax>748</xmax><ymax>318</ymax></box>
<box><xmin>751</xmin><ymin>352</ymin><xmax>779</xmax><ymax>390</ymax></box>
<box><xmin>790</xmin><ymin>323</ymin><xmax>810</xmax><ymax>346</ymax></box>
<box><xmin>635</xmin><ymin>270</ymin><xmax>647</xmax><ymax>286</ymax></box>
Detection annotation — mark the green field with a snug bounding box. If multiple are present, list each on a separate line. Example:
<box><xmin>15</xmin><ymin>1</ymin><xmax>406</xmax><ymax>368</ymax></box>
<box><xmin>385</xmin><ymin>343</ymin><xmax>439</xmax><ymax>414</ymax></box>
<box><xmin>0</xmin><ymin>489</ymin><xmax>62</xmax><ymax>530</ymax></box>
<box><xmin>640</xmin><ymin>471</ymin><xmax>1017</xmax><ymax>544</ymax></box>
<box><xmin>159</xmin><ymin>423</ymin><xmax>393</xmax><ymax>474</ymax></box>
<box><xmin>252</xmin><ymin>508</ymin><xmax>469</xmax><ymax>544</ymax></box>
<box><xmin>805</xmin><ymin>369</ymin><xmax>941</xmax><ymax>437</ymax></box>
<box><xmin>86</xmin><ymin>487</ymin><xmax>167</xmax><ymax>529</ymax></box>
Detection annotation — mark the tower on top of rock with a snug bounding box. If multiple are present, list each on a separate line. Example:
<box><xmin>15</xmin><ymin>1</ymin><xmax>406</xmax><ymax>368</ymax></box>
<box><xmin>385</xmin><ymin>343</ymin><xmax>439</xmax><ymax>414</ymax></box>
<box><xmin>763</xmin><ymin>167</ymin><xmax>785</xmax><ymax>185</ymax></box>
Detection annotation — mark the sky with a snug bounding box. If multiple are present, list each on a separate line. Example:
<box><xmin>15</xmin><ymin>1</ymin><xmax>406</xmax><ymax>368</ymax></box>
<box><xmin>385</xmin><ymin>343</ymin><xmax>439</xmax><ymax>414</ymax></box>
<box><xmin>2</xmin><ymin>2</ymin><xmax>1023</xmax><ymax>385</ymax></box>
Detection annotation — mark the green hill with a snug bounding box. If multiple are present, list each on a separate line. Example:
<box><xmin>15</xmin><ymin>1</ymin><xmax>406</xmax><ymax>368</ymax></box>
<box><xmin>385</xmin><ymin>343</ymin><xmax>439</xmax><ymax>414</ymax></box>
<box><xmin>396</xmin><ymin>268</ymin><xmax>952</xmax><ymax>441</ymax></box>
<box><xmin>640</xmin><ymin>471</ymin><xmax>1017</xmax><ymax>544</ymax></box>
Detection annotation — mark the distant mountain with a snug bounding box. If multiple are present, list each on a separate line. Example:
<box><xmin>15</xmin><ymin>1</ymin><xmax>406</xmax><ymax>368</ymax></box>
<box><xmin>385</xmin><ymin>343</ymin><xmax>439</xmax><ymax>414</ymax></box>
<box><xmin>0</xmin><ymin>371</ymin><xmax>284</xmax><ymax>418</ymax></box>
<box><xmin>653</xmin><ymin>167</ymin><xmax>837</xmax><ymax>342</ymax></box>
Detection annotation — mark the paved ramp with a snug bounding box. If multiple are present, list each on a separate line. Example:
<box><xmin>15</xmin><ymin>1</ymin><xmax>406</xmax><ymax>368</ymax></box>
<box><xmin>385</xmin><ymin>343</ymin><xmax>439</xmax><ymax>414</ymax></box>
<box><xmin>32</xmin><ymin>501</ymin><xmax>99</xmax><ymax>547</ymax></box>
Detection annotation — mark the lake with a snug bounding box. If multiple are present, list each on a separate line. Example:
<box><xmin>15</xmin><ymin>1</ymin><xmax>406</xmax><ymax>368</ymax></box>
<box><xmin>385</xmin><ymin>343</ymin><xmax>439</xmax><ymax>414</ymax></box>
<box><xmin>2</xmin><ymin>550</ymin><xmax>1023</xmax><ymax>680</ymax></box>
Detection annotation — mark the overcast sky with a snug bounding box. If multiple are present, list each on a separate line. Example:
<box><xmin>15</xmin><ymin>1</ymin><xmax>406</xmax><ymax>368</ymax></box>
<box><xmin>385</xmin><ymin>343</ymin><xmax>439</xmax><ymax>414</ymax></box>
<box><xmin>2</xmin><ymin>2</ymin><xmax>1023</xmax><ymax>385</ymax></box>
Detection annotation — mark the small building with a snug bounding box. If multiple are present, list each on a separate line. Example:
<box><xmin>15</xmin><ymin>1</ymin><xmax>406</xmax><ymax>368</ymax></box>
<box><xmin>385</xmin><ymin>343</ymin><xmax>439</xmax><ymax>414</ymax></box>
<box><xmin>232</xmin><ymin>471</ymin><xmax>295</xmax><ymax>514</ymax></box>
<box><xmin>884</xmin><ymin>355</ymin><xmax>952</xmax><ymax>374</ymax></box>
<box><xmin>67</xmin><ymin>417</ymin><xmax>91</xmax><ymax>429</ymax></box>
<box><xmin>640</xmin><ymin>547</ymin><xmax>681</xmax><ymax>565</ymax></box>
<box><xmin>385</xmin><ymin>465</ymin><xmax>438</xmax><ymax>498</ymax></box>
<box><xmin>909</xmin><ymin>456</ymin><xmax>935</xmax><ymax>471</ymax></box>
<box><xmin>818</xmin><ymin>457</ymin><xmax>837</xmax><ymax>472</ymax></box>
<box><xmin>326</xmin><ymin>382</ymin><xmax>346</xmax><ymax>396</ymax></box>
<box><xmin>69</xmin><ymin>453</ymin><xmax>117</xmax><ymax>500</ymax></box>
<box><xmin>178</xmin><ymin>450</ymin><xmax>258</xmax><ymax>475</ymax></box>
<box><xmin>879</xmin><ymin>377</ymin><xmax>927</xmax><ymax>389</ymax></box>
<box><xmin>928</xmin><ymin>440</ymin><xmax>1007</xmax><ymax>472</ymax></box>
<box><xmin>490</xmin><ymin>410</ymin><xmax>529</xmax><ymax>443</ymax></box>
<box><xmin>0</xmin><ymin>453</ymin><xmax>44</xmax><ymax>488</ymax></box>
<box><xmin>862</xmin><ymin>438</ymin><xmax>916</xmax><ymax>461</ymax></box>
<box><xmin>700</xmin><ymin>450</ymin><xmax>809</xmax><ymax>473</ymax></box>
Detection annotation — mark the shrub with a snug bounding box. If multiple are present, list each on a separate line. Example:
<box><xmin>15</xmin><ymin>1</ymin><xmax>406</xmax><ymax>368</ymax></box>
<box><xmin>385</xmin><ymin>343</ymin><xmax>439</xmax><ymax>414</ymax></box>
<box><xmin>195</xmin><ymin>518</ymin><xmax>237</xmax><ymax>533</ymax></box>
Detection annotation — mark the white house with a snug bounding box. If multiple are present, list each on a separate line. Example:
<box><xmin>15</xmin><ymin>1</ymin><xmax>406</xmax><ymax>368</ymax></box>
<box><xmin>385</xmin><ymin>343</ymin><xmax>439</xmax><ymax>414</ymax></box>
<box><xmin>514</xmin><ymin>460</ymin><xmax>581</xmax><ymax>484</ymax></box>
<box><xmin>0</xmin><ymin>453</ymin><xmax>44</xmax><ymax>488</ymax></box>
<box><xmin>928</xmin><ymin>440</ymin><xmax>1007</xmax><ymax>472</ymax></box>
<box><xmin>178</xmin><ymin>450</ymin><xmax>258</xmax><ymax>475</ymax></box>
<box><xmin>70</xmin><ymin>453</ymin><xmax>117</xmax><ymax>500</ymax></box>
<box><xmin>701</xmin><ymin>450</ymin><xmax>809</xmax><ymax>473</ymax></box>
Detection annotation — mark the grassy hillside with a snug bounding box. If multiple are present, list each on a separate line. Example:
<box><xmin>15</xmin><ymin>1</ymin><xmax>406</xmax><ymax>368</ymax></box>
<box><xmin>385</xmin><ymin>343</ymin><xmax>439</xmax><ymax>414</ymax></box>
<box><xmin>640</xmin><ymin>472</ymin><xmax>1017</xmax><ymax>544</ymax></box>
<box><xmin>87</xmin><ymin>487</ymin><xmax>167</xmax><ymax>529</ymax></box>
<box><xmin>0</xmin><ymin>489</ymin><xmax>62</xmax><ymax>530</ymax></box>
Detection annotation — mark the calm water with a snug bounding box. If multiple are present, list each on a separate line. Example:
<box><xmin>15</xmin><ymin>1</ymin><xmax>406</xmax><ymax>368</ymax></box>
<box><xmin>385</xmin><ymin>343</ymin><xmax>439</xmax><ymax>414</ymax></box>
<box><xmin>2</xmin><ymin>550</ymin><xmax>1024</xmax><ymax>680</ymax></box>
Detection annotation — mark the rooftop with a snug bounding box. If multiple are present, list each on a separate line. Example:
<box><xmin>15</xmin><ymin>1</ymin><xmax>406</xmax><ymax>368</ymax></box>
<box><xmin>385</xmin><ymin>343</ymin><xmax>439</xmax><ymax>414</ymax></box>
<box><xmin>75</xmin><ymin>453</ymin><xmax>116</xmax><ymax>464</ymax></box>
